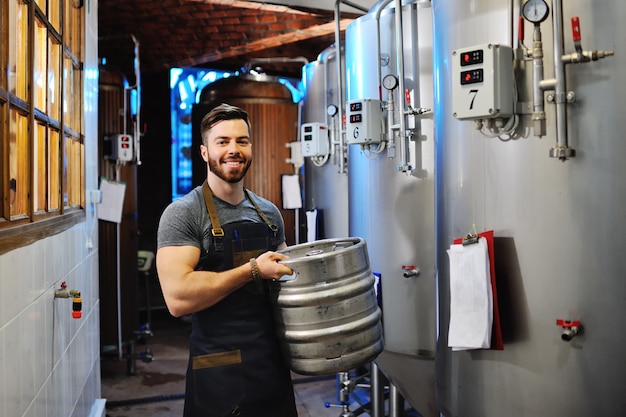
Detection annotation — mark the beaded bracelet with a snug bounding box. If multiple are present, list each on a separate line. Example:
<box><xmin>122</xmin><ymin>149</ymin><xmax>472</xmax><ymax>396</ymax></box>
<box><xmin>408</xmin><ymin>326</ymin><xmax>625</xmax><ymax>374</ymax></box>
<box><xmin>249</xmin><ymin>257</ymin><xmax>262</xmax><ymax>290</ymax></box>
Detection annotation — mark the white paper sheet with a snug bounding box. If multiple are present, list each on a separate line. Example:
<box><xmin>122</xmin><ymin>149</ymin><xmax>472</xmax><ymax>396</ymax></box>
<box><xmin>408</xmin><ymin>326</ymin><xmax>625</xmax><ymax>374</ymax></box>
<box><xmin>447</xmin><ymin>237</ymin><xmax>493</xmax><ymax>350</ymax></box>
<box><xmin>97</xmin><ymin>178</ymin><xmax>126</xmax><ymax>224</ymax></box>
<box><xmin>281</xmin><ymin>174</ymin><xmax>302</xmax><ymax>209</ymax></box>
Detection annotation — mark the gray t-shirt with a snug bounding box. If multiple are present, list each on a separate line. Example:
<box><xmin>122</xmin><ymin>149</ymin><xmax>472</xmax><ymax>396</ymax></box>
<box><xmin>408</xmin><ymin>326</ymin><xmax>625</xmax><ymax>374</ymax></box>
<box><xmin>157</xmin><ymin>185</ymin><xmax>285</xmax><ymax>253</ymax></box>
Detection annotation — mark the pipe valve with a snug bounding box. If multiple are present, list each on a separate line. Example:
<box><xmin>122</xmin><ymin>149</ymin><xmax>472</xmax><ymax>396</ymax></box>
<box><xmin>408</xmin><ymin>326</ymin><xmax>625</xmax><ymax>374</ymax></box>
<box><xmin>562</xmin><ymin>17</ymin><xmax>615</xmax><ymax>64</ymax></box>
<box><xmin>556</xmin><ymin>318</ymin><xmax>581</xmax><ymax>342</ymax></box>
<box><xmin>55</xmin><ymin>281</ymin><xmax>82</xmax><ymax>319</ymax></box>
<box><xmin>402</xmin><ymin>265</ymin><xmax>420</xmax><ymax>278</ymax></box>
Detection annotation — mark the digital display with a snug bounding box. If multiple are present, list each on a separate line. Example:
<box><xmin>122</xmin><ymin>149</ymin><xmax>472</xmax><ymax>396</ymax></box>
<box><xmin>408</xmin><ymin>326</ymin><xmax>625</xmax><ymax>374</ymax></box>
<box><xmin>460</xmin><ymin>69</ymin><xmax>483</xmax><ymax>85</ymax></box>
<box><xmin>460</xmin><ymin>49</ymin><xmax>483</xmax><ymax>66</ymax></box>
<box><xmin>350</xmin><ymin>114</ymin><xmax>362</xmax><ymax>123</ymax></box>
<box><xmin>350</xmin><ymin>102</ymin><xmax>362</xmax><ymax>112</ymax></box>
<box><xmin>303</xmin><ymin>125</ymin><xmax>312</xmax><ymax>133</ymax></box>
<box><xmin>304</xmin><ymin>134</ymin><xmax>312</xmax><ymax>141</ymax></box>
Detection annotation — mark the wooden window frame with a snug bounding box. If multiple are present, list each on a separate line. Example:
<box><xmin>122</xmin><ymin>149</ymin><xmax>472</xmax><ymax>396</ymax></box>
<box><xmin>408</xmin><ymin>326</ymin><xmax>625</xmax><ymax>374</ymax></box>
<box><xmin>0</xmin><ymin>0</ymin><xmax>85</xmax><ymax>255</ymax></box>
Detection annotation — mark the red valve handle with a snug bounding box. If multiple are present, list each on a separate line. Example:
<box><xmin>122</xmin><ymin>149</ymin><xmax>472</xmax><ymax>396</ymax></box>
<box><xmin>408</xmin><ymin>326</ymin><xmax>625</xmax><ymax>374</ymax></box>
<box><xmin>571</xmin><ymin>16</ymin><xmax>581</xmax><ymax>42</ymax></box>
<box><xmin>518</xmin><ymin>16</ymin><xmax>525</xmax><ymax>42</ymax></box>
<box><xmin>556</xmin><ymin>318</ymin><xmax>580</xmax><ymax>328</ymax></box>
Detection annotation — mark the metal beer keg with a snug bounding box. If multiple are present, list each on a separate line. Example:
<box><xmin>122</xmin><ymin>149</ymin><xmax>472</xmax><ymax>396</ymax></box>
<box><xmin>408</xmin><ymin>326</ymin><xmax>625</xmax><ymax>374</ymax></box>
<box><xmin>270</xmin><ymin>238</ymin><xmax>384</xmax><ymax>375</ymax></box>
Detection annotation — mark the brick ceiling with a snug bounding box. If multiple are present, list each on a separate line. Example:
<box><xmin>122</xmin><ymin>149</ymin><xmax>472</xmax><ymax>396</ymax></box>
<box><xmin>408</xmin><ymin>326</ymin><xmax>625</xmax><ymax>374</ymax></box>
<box><xmin>98</xmin><ymin>0</ymin><xmax>368</xmax><ymax>81</ymax></box>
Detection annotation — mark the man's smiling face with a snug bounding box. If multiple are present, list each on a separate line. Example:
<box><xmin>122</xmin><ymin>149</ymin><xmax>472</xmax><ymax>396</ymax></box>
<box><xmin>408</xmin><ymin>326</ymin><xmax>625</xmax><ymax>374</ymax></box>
<box><xmin>201</xmin><ymin>119</ymin><xmax>252</xmax><ymax>184</ymax></box>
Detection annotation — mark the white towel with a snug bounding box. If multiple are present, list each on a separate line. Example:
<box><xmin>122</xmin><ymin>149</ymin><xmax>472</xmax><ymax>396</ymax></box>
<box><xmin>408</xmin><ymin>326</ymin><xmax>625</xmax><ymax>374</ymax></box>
<box><xmin>306</xmin><ymin>209</ymin><xmax>318</xmax><ymax>242</ymax></box>
<box><xmin>447</xmin><ymin>237</ymin><xmax>493</xmax><ymax>350</ymax></box>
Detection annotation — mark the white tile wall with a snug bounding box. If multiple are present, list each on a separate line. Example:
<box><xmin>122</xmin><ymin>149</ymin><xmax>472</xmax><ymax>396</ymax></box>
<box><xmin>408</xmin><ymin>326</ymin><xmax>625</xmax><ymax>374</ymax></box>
<box><xmin>0</xmin><ymin>2</ymin><xmax>103</xmax><ymax>417</ymax></box>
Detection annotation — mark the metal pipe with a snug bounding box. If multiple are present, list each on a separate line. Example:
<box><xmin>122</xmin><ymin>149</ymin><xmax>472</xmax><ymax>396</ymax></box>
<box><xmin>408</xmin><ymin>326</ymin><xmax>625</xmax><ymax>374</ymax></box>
<box><xmin>549</xmin><ymin>0</ymin><xmax>574</xmax><ymax>159</ymax></box>
<box><xmin>394</xmin><ymin>0</ymin><xmax>410</xmax><ymax>172</ymax></box>
<box><xmin>129</xmin><ymin>35</ymin><xmax>142</xmax><ymax>165</ymax></box>
<box><xmin>375</xmin><ymin>0</ymin><xmax>395</xmax><ymax>95</ymax></box>
<box><xmin>531</xmin><ymin>25</ymin><xmax>547</xmax><ymax>136</ymax></box>
<box><xmin>370</xmin><ymin>362</ymin><xmax>385</xmax><ymax>417</ymax></box>
<box><xmin>334</xmin><ymin>1</ymin><xmax>345</xmax><ymax>174</ymax></box>
<box><xmin>389</xmin><ymin>382</ymin><xmax>404</xmax><ymax>417</ymax></box>
<box><xmin>322</xmin><ymin>48</ymin><xmax>338</xmax><ymax>162</ymax></box>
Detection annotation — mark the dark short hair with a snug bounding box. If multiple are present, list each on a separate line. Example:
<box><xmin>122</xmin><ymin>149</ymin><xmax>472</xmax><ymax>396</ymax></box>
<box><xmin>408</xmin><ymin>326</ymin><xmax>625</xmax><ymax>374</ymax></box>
<box><xmin>200</xmin><ymin>103</ymin><xmax>251</xmax><ymax>146</ymax></box>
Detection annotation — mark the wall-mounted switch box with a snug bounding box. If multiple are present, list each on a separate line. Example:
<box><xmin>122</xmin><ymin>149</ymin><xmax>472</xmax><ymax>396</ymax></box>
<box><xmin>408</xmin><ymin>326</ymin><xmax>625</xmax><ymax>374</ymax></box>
<box><xmin>452</xmin><ymin>43</ymin><xmax>514</xmax><ymax>120</ymax></box>
<box><xmin>346</xmin><ymin>99</ymin><xmax>383</xmax><ymax>145</ymax></box>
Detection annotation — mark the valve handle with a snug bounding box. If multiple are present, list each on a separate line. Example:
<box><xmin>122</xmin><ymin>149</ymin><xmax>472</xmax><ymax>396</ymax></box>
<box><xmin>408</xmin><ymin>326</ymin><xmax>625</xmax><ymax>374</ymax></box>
<box><xmin>518</xmin><ymin>16</ymin><xmax>525</xmax><ymax>42</ymax></box>
<box><xmin>556</xmin><ymin>318</ymin><xmax>580</xmax><ymax>328</ymax></box>
<box><xmin>571</xmin><ymin>16</ymin><xmax>581</xmax><ymax>42</ymax></box>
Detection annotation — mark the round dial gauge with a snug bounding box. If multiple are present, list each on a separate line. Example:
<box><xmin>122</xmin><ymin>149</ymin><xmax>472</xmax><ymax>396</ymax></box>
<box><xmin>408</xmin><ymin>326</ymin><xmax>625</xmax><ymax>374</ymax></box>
<box><xmin>522</xmin><ymin>0</ymin><xmax>549</xmax><ymax>24</ymax></box>
<box><xmin>327</xmin><ymin>104</ymin><xmax>338</xmax><ymax>117</ymax></box>
<box><xmin>382</xmin><ymin>74</ymin><xmax>399</xmax><ymax>91</ymax></box>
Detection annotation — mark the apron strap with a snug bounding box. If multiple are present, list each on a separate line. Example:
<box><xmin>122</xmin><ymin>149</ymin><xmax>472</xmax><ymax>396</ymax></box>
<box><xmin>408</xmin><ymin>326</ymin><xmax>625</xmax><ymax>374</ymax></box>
<box><xmin>244</xmin><ymin>188</ymin><xmax>279</xmax><ymax>236</ymax></box>
<box><xmin>202</xmin><ymin>182</ymin><xmax>225</xmax><ymax>251</ymax></box>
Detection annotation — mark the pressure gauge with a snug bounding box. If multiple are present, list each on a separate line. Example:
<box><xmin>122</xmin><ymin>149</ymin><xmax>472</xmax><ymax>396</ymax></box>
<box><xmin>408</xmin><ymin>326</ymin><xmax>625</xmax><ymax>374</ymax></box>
<box><xmin>522</xmin><ymin>0</ymin><xmax>549</xmax><ymax>24</ymax></box>
<box><xmin>382</xmin><ymin>74</ymin><xmax>399</xmax><ymax>91</ymax></box>
<box><xmin>327</xmin><ymin>104</ymin><xmax>338</xmax><ymax>117</ymax></box>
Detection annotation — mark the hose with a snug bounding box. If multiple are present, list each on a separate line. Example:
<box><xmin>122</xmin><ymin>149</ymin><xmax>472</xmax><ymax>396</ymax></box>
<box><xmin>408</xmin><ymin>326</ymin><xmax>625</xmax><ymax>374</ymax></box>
<box><xmin>105</xmin><ymin>393</ymin><xmax>185</xmax><ymax>409</ymax></box>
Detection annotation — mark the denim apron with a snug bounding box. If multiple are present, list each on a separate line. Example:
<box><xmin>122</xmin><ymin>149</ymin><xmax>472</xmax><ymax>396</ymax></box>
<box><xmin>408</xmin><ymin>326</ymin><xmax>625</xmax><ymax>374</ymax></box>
<box><xmin>182</xmin><ymin>183</ymin><xmax>297</xmax><ymax>417</ymax></box>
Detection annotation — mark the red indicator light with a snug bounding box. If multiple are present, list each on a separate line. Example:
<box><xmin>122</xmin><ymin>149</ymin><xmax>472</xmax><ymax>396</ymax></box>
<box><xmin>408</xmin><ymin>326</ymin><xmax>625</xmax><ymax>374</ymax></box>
<box><xmin>463</xmin><ymin>54</ymin><xmax>470</xmax><ymax>63</ymax></box>
<box><xmin>465</xmin><ymin>73</ymin><xmax>471</xmax><ymax>82</ymax></box>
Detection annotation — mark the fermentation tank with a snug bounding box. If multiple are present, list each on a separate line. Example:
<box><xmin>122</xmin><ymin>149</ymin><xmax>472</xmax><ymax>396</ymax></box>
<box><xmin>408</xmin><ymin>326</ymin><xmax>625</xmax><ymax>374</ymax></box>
<box><xmin>301</xmin><ymin>45</ymin><xmax>349</xmax><ymax>239</ymax></box>
<box><xmin>433</xmin><ymin>0</ymin><xmax>626</xmax><ymax>416</ymax></box>
<box><xmin>302</xmin><ymin>0</ymin><xmax>624</xmax><ymax>415</ymax></box>
<box><xmin>345</xmin><ymin>1</ymin><xmax>438</xmax><ymax>414</ymax></box>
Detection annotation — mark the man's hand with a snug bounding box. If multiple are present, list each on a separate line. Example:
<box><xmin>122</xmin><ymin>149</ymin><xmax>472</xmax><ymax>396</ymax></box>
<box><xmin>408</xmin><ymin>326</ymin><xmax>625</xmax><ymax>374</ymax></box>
<box><xmin>255</xmin><ymin>251</ymin><xmax>293</xmax><ymax>280</ymax></box>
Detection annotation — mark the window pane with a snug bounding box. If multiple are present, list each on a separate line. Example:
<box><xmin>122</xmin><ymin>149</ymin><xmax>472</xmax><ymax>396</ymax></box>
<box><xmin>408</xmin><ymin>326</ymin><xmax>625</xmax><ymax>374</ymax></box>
<box><xmin>73</xmin><ymin>66</ymin><xmax>83</xmax><ymax>131</ymax></box>
<box><xmin>0</xmin><ymin>1</ymin><xmax>7</xmax><ymax>89</ymax></box>
<box><xmin>70</xmin><ymin>138</ymin><xmax>82</xmax><ymax>207</ymax></box>
<box><xmin>8</xmin><ymin>0</ymin><xmax>29</xmax><ymax>100</ymax></box>
<box><xmin>63</xmin><ymin>135</ymin><xmax>69</xmax><ymax>208</ymax></box>
<box><xmin>49</xmin><ymin>129</ymin><xmax>61</xmax><ymax>211</ymax></box>
<box><xmin>49</xmin><ymin>0</ymin><xmax>60</xmax><ymax>31</ymax></box>
<box><xmin>63</xmin><ymin>56</ymin><xmax>74</xmax><ymax>129</ymax></box>
<box><xmin>34</xmin><ymin>17</ymin><xmax>47</xmax><ymax>112</ymax></box>
<box><xmin>34</xmin><ymin>122</ymin><xmax>47</xmax><ymax>213</ymax></box>
<box><xmin>0</xmin><ymin>102</ymin><xmax>5</xmax><ymax>219</ymax></box>
<box><xmin>64</xmin><ymin>0</ymin><xmax>83</xmax><ymax>61</ymax></box>
<box><xmin>9</xmin><ymin>110</ymin><xmax>29</xmax><ymax>219</ymax></box>
<box><xmin>48</xmin><ymin>37</ymin><xmax>61</xmax><ymax>121</ymax></box>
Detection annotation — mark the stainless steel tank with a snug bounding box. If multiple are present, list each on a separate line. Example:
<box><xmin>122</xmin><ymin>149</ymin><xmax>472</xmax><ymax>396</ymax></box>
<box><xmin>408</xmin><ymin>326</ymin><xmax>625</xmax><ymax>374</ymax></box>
<box><xmin>301</xmin><ymin>46</ymin><xmax>349</xmax><ymax>239</ymax></box>
<box><xmin>433</xmin><ymin>0</ymin><xmax>626</xmax><ymax>416</ymax></box>
<box><xmin>270</xmin><ymin>238</ymin><xmax>384</xmax><ymax>375</ymax></box>
<box><xmin>345</xmin><ymin>1</ymin><xmax>438</xmax><ymax>415</ymax></box>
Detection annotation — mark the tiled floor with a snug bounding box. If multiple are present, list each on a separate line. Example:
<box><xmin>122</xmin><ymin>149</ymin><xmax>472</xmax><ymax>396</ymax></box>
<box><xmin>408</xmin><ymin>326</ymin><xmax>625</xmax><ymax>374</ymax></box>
<box><xmin>101</xmin><ymin>311</ymin><xmax>373</xmax><ymax>417</ymax></box>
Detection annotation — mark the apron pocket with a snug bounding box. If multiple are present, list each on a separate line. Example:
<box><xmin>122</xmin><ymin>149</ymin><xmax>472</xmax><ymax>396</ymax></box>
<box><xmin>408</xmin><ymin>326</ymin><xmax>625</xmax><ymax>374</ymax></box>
<box><xmin>191</xmin><ymin>350</ymin><xmax>245</xmax><ymax>415</ymax></box>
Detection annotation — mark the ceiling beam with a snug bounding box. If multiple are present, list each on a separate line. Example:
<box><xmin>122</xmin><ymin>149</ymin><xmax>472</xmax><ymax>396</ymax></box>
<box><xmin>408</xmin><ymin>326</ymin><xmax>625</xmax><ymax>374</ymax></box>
<box><xmin>184</xmin><ymin>0</ymin><xmax>312</xmax><ymax>15</ymax></box>
<box><xmin>173</xmin><ymin>19</ymin><xmax>352</xmax><ymax>67</ymax></box>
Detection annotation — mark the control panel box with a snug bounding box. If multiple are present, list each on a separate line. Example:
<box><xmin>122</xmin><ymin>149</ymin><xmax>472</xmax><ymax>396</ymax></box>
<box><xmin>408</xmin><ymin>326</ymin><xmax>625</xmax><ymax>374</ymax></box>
<box><xmin>346</xmin><ymin>99</ymin><xmax>383</xmax><ymax>145</ymax></box>
<box><xmin>452</xmin><ymin>43</ymin><xmax>514</xmax><ymax>120</ymax></box>
<box><xmin>300</xmin><ymin>122</ymin><xmax>329</xmax><ymax>157</ymax></box>
<box><xmin>105</xmin><ymin>134</ymin><xmax>134</xmax><ymax>162</ymax></box>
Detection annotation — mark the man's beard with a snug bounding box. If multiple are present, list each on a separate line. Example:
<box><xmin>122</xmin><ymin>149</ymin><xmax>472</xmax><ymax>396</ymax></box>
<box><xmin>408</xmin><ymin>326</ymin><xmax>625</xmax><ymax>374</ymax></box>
<box><xmin>208</xmin><ymin>156</ymin><xmax>251</xmax><ymax>184</ymax></box>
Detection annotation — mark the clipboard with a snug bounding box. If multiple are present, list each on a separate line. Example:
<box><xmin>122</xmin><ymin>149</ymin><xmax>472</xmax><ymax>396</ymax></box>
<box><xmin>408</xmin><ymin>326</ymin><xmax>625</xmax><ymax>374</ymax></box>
<box><xmin>454</xmin><ymin>230</ymin><xmax>504</xmax><ymax>350</ymax></box>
